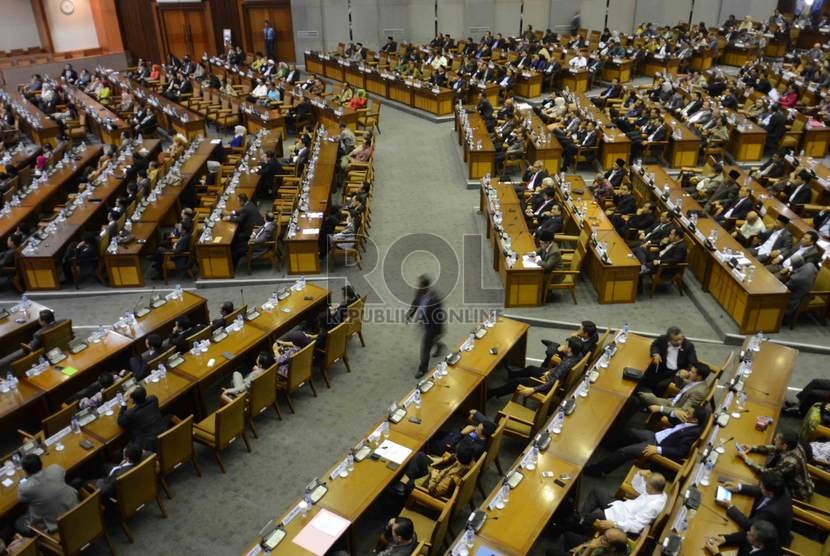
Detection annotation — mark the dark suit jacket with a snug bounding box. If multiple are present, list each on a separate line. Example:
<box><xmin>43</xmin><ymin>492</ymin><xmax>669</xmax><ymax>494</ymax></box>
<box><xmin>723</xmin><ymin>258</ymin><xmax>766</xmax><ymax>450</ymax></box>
<box><xmin>726</xmin><ymin>485</ymin><xmax>792</xmax><ymax>546</ymax></box>
<box><xmin>754</xmin><ymin>228</ymin><xmax>793</xmax><ymax>255</ymax></box>
<box><xmin>722</xmin><ymin>196</ymin><xmax>753</xmax><ymax>220</ymax></box>
<box><xmin>657</xmin><ymin>241</ymin><xmax>687</xmax><ymax>266</ymax></box>
<box><xmin>650</xmin><ymin>335</ymin><xmax>697</xmax><ymax>372</ymax></box>
<box><xmin>536</xmin><ymin>215</ymin><xmax>563</xmax><ymax>236</ymax></box>
<box><xmin>117</xmin><ymin>396</ymin><xmax>166</xmax><ymax>450</ymax></box>
<box><xmin>657</xmin><ymin>423</ymin><xmax>703</xmax><ymax>460</ymax></box>
<box><xmin>786</xmin><ymin>183</ymin><xmax>812</xmax><ymax>207</ymax></box>
<box><xmin>604</xmin><ymin>167</ymin><xmax>626</xmax><ymax>189</ymax></box>
<box><xmin>30</xmin><ymin>319</ymin><xmax>69</xmax><ymax>351</ymax></box>
<box><xmin>766</xmin><ymin>112</ymin><xmax>786</xmax><ymax>144</ymax></box>
<box><xmin>642</xmin><ymin>222</ymin><xmax>674</xmax><ymax>244</ymax></box>
<box><xmin>613</xmin><ymin>193</ymin><xmax>637</xmax><ymax>215</ymax></box>
<box><xmin>231</xmin><ymin>202</ymin><xmax>264</xmax><ymax>247</ymax></box>
<box><xmin>407</xmin><ymin>289</ymin><xmax>445</xmax><ymax>336</ymax></box>
<box><xmin>522</xmin><ymin>168</ymin><xmax>548</xmax><ymax>189</ymax></box>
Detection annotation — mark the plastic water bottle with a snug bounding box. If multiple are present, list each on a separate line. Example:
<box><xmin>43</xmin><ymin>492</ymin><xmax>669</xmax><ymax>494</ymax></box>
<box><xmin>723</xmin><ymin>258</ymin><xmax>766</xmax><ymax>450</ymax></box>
<box><xmin>464</xmin><ymin>526</ymin><xmax>475</xmax><ymax>548</ymax></box>
<box><xmin>702</xmin><ymin>456</ymin><xmax>714</xmax><ymax>485</ymax></box>
<box><xmin>6</xmin><ymin>372</ymin><xmax>16</xmax><ymax>390</ymax></box>
<box><xmin>301</xmin><ymin>493</ymin><xmax>312</xmax><ymax>517</ymax></box>
<box><xmin>526</xmin><ymin>445</ymin><xmax>539</xmax><ymax>470</ymax></box>
<box><xmin>269</xmin><ymin>291</ymin><xmax>278</xmax><ymax>308</ymax></box>
<box><xmin>413</xmin><ymin>389</ymin><xmax>421</xmax><ymax>410</ymax></box>
<box><xmin>158</xmin><ymin>364</ymin><xmax>167</xmax><ymax>379</ymax></box>
<box><xmin>751</xmin><ymin>332</ymin><xmax>763</xmax><ymax>352</ymax></box>
<box><xmin>234</xmin><ymin>315</ymin><xmax>244</xmax><ymax>331</ymax></box>
<box><xmin>346</xmin><ymin>453</ymin><xmax>355</xmax><ymax>472</ymax></box>
<box><xmin>71</xmin><ymin>417</ymin><xmax>81</xmax><ymax>434</ymax></box>
<box><xmin>620</xmin><ymin>323</ymin><xmax>630</xmax><ymax>343</ymax></box>
<box><xmin>299</xmin><ymin>275</ymin><xmax>306</xmax><ymax>289</ymax></box>
<box><xmin>549</xmin><ymin>410</ymin><xmax>565</xmax><ymax>434</ymax></box>
<box><xmin>500</xmin><ymin>480</ymin><xmax>511</xmax><ymax>505</ymax></box>
<box><xmin>174</xmin><ymin>284</ymin><xmax>183</xmax><ymax>300</ymax></box>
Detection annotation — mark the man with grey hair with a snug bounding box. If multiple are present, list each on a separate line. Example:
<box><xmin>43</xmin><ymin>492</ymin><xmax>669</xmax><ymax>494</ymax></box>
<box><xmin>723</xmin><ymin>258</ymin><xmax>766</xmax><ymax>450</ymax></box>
<box><xmin>783</xmin><ymin>255</ymin><xmax>818</xmax><ymax>323</ymax></box>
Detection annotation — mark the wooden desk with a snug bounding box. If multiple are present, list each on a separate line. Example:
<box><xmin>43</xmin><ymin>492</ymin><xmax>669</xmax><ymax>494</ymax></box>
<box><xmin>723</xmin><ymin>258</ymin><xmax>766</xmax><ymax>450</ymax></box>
<box><xmin>284</xmin><ymin>125</ymin><xmax>338</xmax><ymax>275</ymax></box>
<box><xmin>727</xmin><ymin>119</ymin><xmax>766</xmax><ymax>163</ymax></box>
<box><xmin>0</xmin><ymin>89</ymin><xmax>60</xmax><ymax>146</ymax></box>
<box><xmin>643</xmin><ymin>55</ymin><xmax>681</xmax><ymax>77</ymax></box>
<box><xmin>19</xmin><ymin>140</ymin><xmax>160</xmax><ymax>291</ymax></box>
<box><xmin>663</xmin><ymin>113</ymin><xmax>700</xmax><ymax>169</ymax></box>
<box><xmin>574</xmin><ymin>93</ymin><xmax>631</xmax><ymax>169</ymax></box>
<box><xmin>560</xmin><ymin>69</ymin><xmax>590</xmax><ymax>94</ymax></box>
<box><xmin>631</xmin><ymin>166</ymin><xmax>789</xmax><ymax>333</ymax></box>
<box><xmin>653</xmin><ymin>338</ymin><xmax>797</xmax><ymax>553</ymax></box>
<box><xmin>0</xmin><ymin>144</ymin><xmax>102</xmax><ymax>248</ymax></box>
<box><xmin>517</xmin><ymin>105</ymin><xmax>562</xmax><ymax>174</ymax></box>
<box><xmin>455</xmin><ymin>109</ymin><xmax>495</xmax><ymax>180</ymax></box>
<box><xmin>514</xmin><ymin>70</ymin><xmax>543</xmax><ymax>98</ymax></box>
<box><xmin>125</xmin><ymin>291</ymin><xmax>209</xmax><ymax>344</ymax></box>
<box><xmin>63</xmin><ymin>86</ymin><xmax>129</xmax><ymax>146</ymax></box>
<box><xmin>247</xmin><ymin>283</ymin><xmax>329</xmax><ymax>340</ymax></box>
<box><xmin>241</xmin><ymin>318</ymin><xmax>528</xmax><ymax>555</ymax></box>
<box><xmin>480</xmin><ymin>182</ymin><xmax>545</xmax><ymax>307</ymax></box>
<box><xmin>559</xmin><ymin>176</ymin><xmax>640</xmax><ymax>304</ymax></box>
<box><xmin>601</xmin><ymin>58</ymin><xmax>634</xmax><ymax>84</ymax></box>
<box><xmin>690</xmin><ymin>48</ymin><xmax>714</xmax><ymax>72</ymax></box>
<box><xmin>803</xmin><ymin>124</ymin><xmax>830</xmax><ymax>159</ymax></box>
<box><xmin>455</xmin><ymin>334</ymin><xmax>654</xmax><ymax>555</ymax></box>
<box><xmin>721</xmin><ymin>44</ymin><xmax>761</xmax><ymax>67</ymax></box>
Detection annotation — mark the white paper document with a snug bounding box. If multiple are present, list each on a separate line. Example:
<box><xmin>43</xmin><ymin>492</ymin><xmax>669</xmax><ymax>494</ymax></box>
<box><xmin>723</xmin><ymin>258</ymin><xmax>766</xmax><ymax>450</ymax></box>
<box><xmin>374</xmin><ymin>439</ymin><xmax>412</xmax><ymax>465</ymax></box>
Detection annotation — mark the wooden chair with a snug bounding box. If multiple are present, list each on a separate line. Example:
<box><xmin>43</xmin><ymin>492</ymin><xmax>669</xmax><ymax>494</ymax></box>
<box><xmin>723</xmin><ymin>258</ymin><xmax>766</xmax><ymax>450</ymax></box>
<box><xmin>358</xmin><ymin>103</ymin><xmax>381</xmax><ymax>133</ymax></box>
<box><xmin>315</xmin><ymin>321</ymin><xmax>351</xmax><ymax>388</ymax></box>
<box><xmin>477</xmin><ymin>418</ymin><xmax>507</xmax><ymax>496</ymax></box>
<box><xmin>789</xmin><ymin>265</ymin><xmax>830</xmax><ymax>329</ymax></box>
<box><xmin>42</xmin><ymin>401</ymin><xmax>80</xmax><ymax>437</ymax></box>
<box><xmin>344</xmin><ymin>295</ymin><xmax>367</xmax><ymax>347</ymax></box>
<box><xmin>783</xmin><ymin>506</ymin><xmax>830</xmax><ymax>555</ymax></box>
<box><xmin>648</xmin><ymin>261</ymin><xmax>688</xmax><ymax>297</ymax></box>
<box><xmin>5</xmin><ymin>537</ymin><xmax>37</xmax><ymax>556</ymax></box>
<box><xmin>156</xmin><ymin>415</ymin><xmax>201</xmax><ymax>499</ymax></box>
<box><xmin>193</xmin><ymin>394</ymin><xmax>251</xmax><ymax>473</ymax></box>
<box><xmin>246</xmin><ymin>223</ymin><xmax>282</xmax><ymax>274</ymax></box>
<box><xmin>276</xmin><ymin>342</ymin><xmax>317</xmax><ymax>413</ymax></box>
<box><xmin>30</xmin><ymin>489</ymin><xmax>114</xmax><ymax>555</ymax></box>
<box><xmin>162</xmin><ymin>225</ymin><xmax>199</xmax><ymax>284</ymax></box>
<box><xmin>543</xmin><ymin>246</ymin><xmax>585</xmax><ymax>304</ymax></box>
<box><xmin>497</xmin><ymin>380</ymin><xmax>559</xmax><ymax>441</ymax></box>
<box><xmin>328</xmin><ymin>237</ymin><xmax>362</xmax><ymax>270</ymax></box>
<box><xmin>574</xmin><ymin>144</ymin><xmax>599</xmax><ymax>170</ymax></box>
<box><xmin>554</xmin><ymin>351</ymin><xmax>592</xmax><ymax>398</ymax></box>
<box><xmin>22</xmin><ymin>320</ymin><xmax>73</xmax><ymax>353</ymax></box>
<box><xmin>147</xmin><ymin>346</ymin><xmax>177</xmax><ymax>370</ymax></box>
<box><xmin>111</xmin><ymin>453</ymin><xmax>166</xmax><ymax>542</ymax></box>
<box><xmin>247</xmin><ymin>364</ymin><xmax>282</xmax><ymax>438</ymax></box>
<box><xmin>398</xmin><ymin>488</ymin><xmax>458</xmax><ymax>556</ymax></box>
<box><xmin>10</xmin><ymin>348</ymin><xmax>45</xmax><ymax>378</ymax></box>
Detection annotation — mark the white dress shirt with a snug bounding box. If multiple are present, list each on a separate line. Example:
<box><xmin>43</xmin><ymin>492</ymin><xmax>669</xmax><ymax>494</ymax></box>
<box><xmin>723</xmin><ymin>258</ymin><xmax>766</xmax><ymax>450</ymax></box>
<box><xmin>757</xmin><ymin>229</ymin><xmax>782</xmax><ymax>258</ymax></box>
<box><xmin>665</xmin><ymin>344</ymin><xmax>681</xmax><ymax>371</ymax></box>
<box><xmin>655</xmin><ymin>422</ymin><xmax>696</xmax><ymax>445</ymax></box>
<box><xmin>604</xmin><ymin>491</ymin><xmax>668</xmax><ymax>534</ymax></box>
<box><xmin>569</xmin><ymin>56</ymin><xmax>587</xmax><ymax>70</ymax></box>
<box><xmin>782</xmin><ymin>245</ymin><xmax>808</xmax><ymax>270</ymax></box>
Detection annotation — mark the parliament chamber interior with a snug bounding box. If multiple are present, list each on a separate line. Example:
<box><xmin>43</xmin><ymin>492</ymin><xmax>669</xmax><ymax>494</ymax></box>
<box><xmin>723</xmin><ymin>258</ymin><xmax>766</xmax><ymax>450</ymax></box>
<box><xmin>1</xmin><ymin>0</ymin><xmax>830</xmax><ymax>554</ymax></box>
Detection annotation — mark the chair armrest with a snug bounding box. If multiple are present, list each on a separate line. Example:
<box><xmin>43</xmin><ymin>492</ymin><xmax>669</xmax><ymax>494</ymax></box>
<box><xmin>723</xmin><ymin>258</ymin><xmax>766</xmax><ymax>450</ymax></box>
<box><xmin>410</xmin><ymin>486</ymin><xmax>448</xmax><ymax>512</ymax></box>
<box><xmin>647</xmin><ymin>453</ymin><xmax>682</xmax><ymax>472</ymax></box>
<box><xmin>550</xmin><ymin>269</ymin><xmax>582</xmax><ymax>275</ymax></box>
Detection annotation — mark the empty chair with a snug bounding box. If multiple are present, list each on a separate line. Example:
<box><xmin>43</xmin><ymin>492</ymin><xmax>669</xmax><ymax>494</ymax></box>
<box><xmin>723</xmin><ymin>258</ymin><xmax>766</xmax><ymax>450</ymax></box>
<box><xmin>315</xmin><ymin>321</ymin><xmax>352</xmax><ymax>388</ymax></box>
<box><xmin>276</xmin><ymin>342</ymin><xmax>317</xmax><ymax>413</ymax></box>
<box><xmin>193</xmin><ymin>394</ymin><xmax>251</xmax><ymax>473</ymax></box>
<box><xmin>156</xmin><ymin>415</ymin><xmax>202</xmax><ymax>498</ymax></box>
<box><xmin>246</xmin><ymin>364</ymin><xmax>282</xmax><ymax>437</ymax></box>
<box><xmin>111</xmin><ymin>453</ymin><xmax>166</xmax><ymax>542</ymax></box>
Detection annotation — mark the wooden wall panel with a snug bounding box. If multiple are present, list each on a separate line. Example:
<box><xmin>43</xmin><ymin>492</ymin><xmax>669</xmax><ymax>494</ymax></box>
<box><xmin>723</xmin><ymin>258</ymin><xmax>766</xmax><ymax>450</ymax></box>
<box><xmin>238</xmin><ymin>0</ymin><xmax>295</xmax><ymax>62</ymax></box>
<box><xmin>114</xmin><ymin>0</ymin><xmax>159</xmax><ymax>63</ymax></box>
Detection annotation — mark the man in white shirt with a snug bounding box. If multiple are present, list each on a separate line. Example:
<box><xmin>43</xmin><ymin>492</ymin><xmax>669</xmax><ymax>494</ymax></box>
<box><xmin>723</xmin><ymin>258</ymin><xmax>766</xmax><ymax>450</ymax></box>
<box><xmin>569</xmin><ymin>54</ymin><xmax>587</xmax><ymax>71</ymax></box>
<box><xmin>251</xmin><ymin>79</ymin><xmax>268</xmax><ymax>99</ymax></box>
<box><xmin>735</xmin><ymin>210</ymin><xmax>766</xmax><ymax>245</ymax></box>
<box><xmin>559</xmin><ymin>471</ymin><xmax>667</xmax><ymax>549</ymax></box>
<box><xmin>429</xmin><ymin>51</ymin><xmax>448</xmax><ymax>70</ymax></box>
<box><xmin>585</xmin><ymin>406</ymin><xmax>708</xmax><ymax>476</ymax></box>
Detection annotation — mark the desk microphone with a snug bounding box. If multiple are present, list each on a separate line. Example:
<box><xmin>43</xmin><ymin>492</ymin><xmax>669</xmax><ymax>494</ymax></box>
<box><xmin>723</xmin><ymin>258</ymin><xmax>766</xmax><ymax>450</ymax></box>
<box><xmin>744</xmin><ymin>384</ymin><xmax>770</xmax><ymax>396</ymax></box>
<box><xmin>132</xmin><ymin>295</ymin><xmax>144</xmax><ymax>316</ymax></box>
<box><xmin>716</xmin><ymin>436</ymin><xmax>734</xmax><ymax>450</ymax></box>
<box><xmin>697</xmin><ymin>500</ymin><xmax>729</xmax><ymax>524</ymax></box>
<box><xmin>240</xmin><ymin>288</ymin><xmax>246</xmax><ymax>310</ymax></box>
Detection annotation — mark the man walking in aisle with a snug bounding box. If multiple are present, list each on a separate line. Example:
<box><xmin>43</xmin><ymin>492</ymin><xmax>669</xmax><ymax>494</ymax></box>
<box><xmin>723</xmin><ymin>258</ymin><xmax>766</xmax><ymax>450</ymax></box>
<box><xmin>407</xmin><ymin>275</ymin><xmax>447</xmax><ymax>379</ymax></box>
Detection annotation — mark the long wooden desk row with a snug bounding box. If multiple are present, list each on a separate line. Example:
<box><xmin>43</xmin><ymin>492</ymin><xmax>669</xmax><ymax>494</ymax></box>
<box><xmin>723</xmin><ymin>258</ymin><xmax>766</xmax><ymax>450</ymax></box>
<box><xmin>0</xmin><ymin>284</ymin><xmax>330</xmax><ymax>522</ymax></box>
<box><xmin>202</xmin><ymin>59</ymin><xmax>361</xmax><ymax>130</ymax></box>
<box><xmin>516</xmin><ymin>103</ymin><xmax>563</xmax><ymax>174</ymax></box>
<box><xmin>630</xmin><ymin>165</ymin><xmax>789</xmax><ymax>333</ymax></box>
<box><xmin>447</xmin><ymin>333</ymin><xmax>654</xmax><ymax>555</ymax></box>
<box><xmin>17</xmin><ymin>139</ymin><xmax>161</xmax><ymax>291</ymax></box>
<box><xmin>0</xmin><ymin>291</ymin><xmax>208</xmax><ymax>427</ymax></box>
<box><xmin>305</xmin><ymin>51</ymin><xmax>456</xmax><ymax>116</ymax></box>
<box><xmin>102</xmin><ymin>138</ymin><xmax>221</xmax><ymax>288</ymax></box>
<box><xmin>571</xmin><ymin>92</ymin><xmax>633</xmax><ymax>170</ymax></box>
<box><xmin>195</xmin><ymin>130</ymin><xmax>282</xmax><ymax>280</ymax></box>
<box><xmin>241</xmin><ymin>317</ymin><xmax>529</xmax><ymax>555</ymax></box>
<box><xmin>0</xmin><ymin>89</ymin><xmax>60</xmax><ymax>146</ymax></box>
<box><xmin>454</xmin><ymin>107</ymin><xmax>495</xmax><ymax>180</ymax></box>
<box><xmin>101</xmin><ymin>70</ymin><xmax>206</xmax><ymax>141</ymax></box>
<box><xmin>283</xmin><ymin>123</ymin><xmax>339</xmax><ymax>275</ymax></box>
<box><xmin>0</xmin><ymin>142</ymin><xmax>100</xmax><ymax>246</ymax></box>
<box><xmin>61</xmin><ymin>85</ymin><xmax>129</xmax><ymax>147</ymax></box>
<box><xmin>654</xmin><ymin>339</ymin><xmax>799</xmax><ymax>555</ymax></box>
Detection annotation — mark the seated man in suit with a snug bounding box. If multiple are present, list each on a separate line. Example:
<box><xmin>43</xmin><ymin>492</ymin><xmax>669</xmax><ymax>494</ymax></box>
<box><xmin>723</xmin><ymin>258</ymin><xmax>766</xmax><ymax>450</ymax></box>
<box><xmin>164</xmin><ymin>316</ymin><xmax>196</xmax><ymax>354</ymax></box>
<box><xmin>249</xmin><ymin>212</ymin><xmax>276</xmax><ymax>260</ymax></box>
<box><xmin>84</xmin><ymin>444</ymin><xmax>146</xmax><ymax>499</ymax></box>
<box><xmin>629</xmin><ymin>211</ymin><xmax>675</xmax><ymax>249</ymax></box>
<box><xmin>211</xmin><ymin>302</ymin><xmax>235</xmax><ymax>330</ymax></box>
<box><xmin>717</xmin><ymin>471</ymin><xmax>793</xmax><ymax>547</ymax></box>
<box><xmin>734</xmin><ymin>211</ymin><xmax>766</xmax><ymax>246</ymax></box>
<box><xmin>616</xmin><ymin>202</ymin><xmax>657</xmax><ymax>236</ymax></box>
<box><xmin>765</xmin><ymin>231</ymin><xmax>819</xmax><ymax>276</ymax></box>
<box><xmin>750</xmin><ymin>150</ymin><xmax>788</xmax><ymax>185</ymax></box>
<box><xmin>684</xmin><ymin>161</ymin><xmax>724</xmax><ymax>198</ymax></box>
<box><xmin>525</xmin><ymin>186</ymin><xmax>557</xmax><ymax>225</ymax></box>
<box><xmin>704</xmin><ymin>519</ymin><xmax>780</xmax><ymax>556</ymax></box>
<box><xmin>643</xmin><ymin>325</ymin><xmax>698</xmax><ymax>392</ymax></box>
<box><xmin>528</xmin><ymin>230</ymin><xmax>563</xmax><ymax>280</ymax></box>
<box><xmin>751</xmin><ymin>214</ymin><xmax>793</xmax><ymax>263</ymax></box>
<box><xmin>606</xmin><ymin>184</ymin><xmax>637</xmax><ymax>228</ymax></box>
<box><xmin>637</xmin><ymin>361</ymin><xmax>711</xmax><ymax>420</ymax></box>
<box><xmin>0</xmin><ymin>309</ymin><xmax>67</xmax><ymax>373</ymax></box>
<box><xmin>519</xmin><ymin>160</ymin><xmax>548</xmax><ymax>193</ymax></box>
<box><xmin>128</xmin><ymin>334</ymin><xmax>162</xmax><ymax>379</ymax></box>
<box><xmin>634</xmin><ymin>227</ymin><xmax>687</xmax><ymax>275</ymax></box>
<box><xmin>15</xmin><ymin>455</ymin><xmax>77</xmax><ymax>536</ymax></box>
<box><xmin>534</xmin><ymin>204</ymin><xmax>564</xmax><ymax>238</ymax></box>
<box><xmin>117</xmin><ymin>386</ymin><xmax>166</xmax><ymax>451</ymax></box>
<box><xmin>150</xmin><ymin>219</ymin><xmax>192</xmax><ymax>280</ymax></box>
<box><xmin>713</xmin><ymin>187</ymin><xmax>754</xmax><ymax>229</ymax></box>
<box><xmin>604</xmin><ymin>157</ymin><xmax>628</xmax><ymax>189</ymax></box>
<box><xmin>219</xmin><ymin>350</ymin><xmax>276</xmax><ymax>405</ymax></box>
<box><xmin>782</xmin><ymin>255</ymin><xmax>819</xmax><ymax>324</ymax></box>
<box><xmin>782</xmin><ymin>169</ymin><xmax>814</xmax><ymax>212</ymax></box>
<box><xmin>431</xmin><ymin>409</ymin><xmax>497</xmax><ymax>459</ymax></box>
<box><xmin>593</xmin><ymin>78</ymin><xmax>623</xmax><ymax>107</ymax></box>
<box><xmin>488</xmin><ymin>337</ymin><xmax>585</xmax><ymax>399</ymax></box>
<box><xmin>225</xmin><ymin>193</ymin><xmax>264</xmax><ymax>266</ymax></box>
<box><xmin>372</xmin><ymin>517</ymin><xmax>419</xmax><ymax>556</ymax></box>
<box><xmin>703</xmin><ymin>169</ymin><xmax>740</xmax><ymax>214</ymax></box>
<box><xmin>585</xmin><ymin>405</ymin><xmax>709</xmax><ymax>476</ymax></box>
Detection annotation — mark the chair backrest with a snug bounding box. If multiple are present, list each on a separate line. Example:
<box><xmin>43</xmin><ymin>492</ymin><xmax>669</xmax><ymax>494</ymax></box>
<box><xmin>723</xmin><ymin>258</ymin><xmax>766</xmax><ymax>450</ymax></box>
<box><xmin>559</xmin><ymin>352</ymin><xmax>592</xmax><ymax>399</ymax></box>
<box><xmin>530</xmin><ymin>380</ymin><xmax>559</xmax><ymax>435</ymax></box>
<box><xmin>429</xmin><ymin>488</ymin><xmax>458</xmax><ymax>555</ymax></box>
<box><xmin>147</xmin><ymin>346</ymin><xmax>177</xmax><ymax>370</ymax></box>
<box><xmin>482</xmin><ymin>418</ymin><xmax>507</xmax><ymax>475</ymax></box>
<box><xmin>55</xmin><ymin>489</ymin><xmax>102</xmax><ymax>555</ymax></box>
<box><xmin>185</xmin><ymin>325</ymin><xmax>212</xmax><ymax>346</ymax></box>
<box><xmin>39</xmin><ymin>320</ymin><xmax>74</xmax><ymax>351</ymax></box>
<box><xmin>647</xmin><ymin>479</ymin><xmax>680</xmax><ymax>540</ymax></box>
<box><xmin>323</xmin><ymin>322</ymin><xmax>349</xmax><ymax>368</ymax></box>
<box><xmin>344</xmin><ymin>295</ymin><xmax>366</xmax><ymax>339</ymax></box>
<box><xmin>453</xmin><ymin>451</ymin><xmax>487</xmax><ymax>518</ymax></box>
<box><xmin>115</xmin><ymin>454</ymin><xmax>159</xmax><ymax>519</ymax></box>
<box><xmin>10</xmin><ymin>348</ymin><xmax>44</xmax><ymax>378</ymax></box>
<box><xmin>43</xmin><ymin>400</ymin><xmax>80</xmax><ymax>437</ymax></box>
<box><xmin>286</xmin><ymin>342</ymin><xmax>314</xmax><ymax>392</ymax></box>
<box><xmin>157</xmin><ymin>415</ymin><xmax>195</xmax><ymax>477</ymax></box>
<box><xmin>216</xmin><ymin>394</ymin><xmax>247</xmax><ymax>449</ymax></box>
<box><xmin>589</xmin><ymin>328</ymin><xmax>611</xmax><ymax>365</ymax></box>
<box><xmin>223</xmin><ymin>304</ymin><xmax>248</xmax><ymax>326</ymax></box>
<box><xmin>8</xmin><ymin>536</ymin><xmax>37</xmax><ymax>556</ymax></box>
<box><xmin>249</xmin><ymin>364</ymin><xmax>277</xmax><ymax>417</ymax></box>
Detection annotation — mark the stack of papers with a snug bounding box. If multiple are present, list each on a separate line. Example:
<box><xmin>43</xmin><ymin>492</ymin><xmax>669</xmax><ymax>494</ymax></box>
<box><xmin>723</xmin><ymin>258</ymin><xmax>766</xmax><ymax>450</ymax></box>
<box><xmin>293</xmin><ymin>509</ymin><xmax>351</xmax><ymax>555</ymax></box>
<box><xmin>521</xmin><ymin>255</ymin><xmax>541</xmax><ymax>269</ymax></box>
<box><xmin>373</xmin><ymin>439</ymin><xmax>412</xmax><ymax>465</ymax></box>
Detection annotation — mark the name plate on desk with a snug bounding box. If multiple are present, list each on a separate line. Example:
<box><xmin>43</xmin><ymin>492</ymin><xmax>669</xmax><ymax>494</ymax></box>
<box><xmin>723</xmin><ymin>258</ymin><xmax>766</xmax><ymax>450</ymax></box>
<box><xmin>151</xmin><ymin>298</ymin><xmax>167</xmax><ymax>309</ymax></box>
<box><xmin>68</xmin><ymin>339</ymin><xmax>88</xmax><ymax>354</ymax></box>
<box><xmin>0</xmin><ymin>308</ymin><xmax>9</xmax><ymax>320</ymax></box>
<box><xmin>167</xmin><ymin>354</ymin><xmax>184</xmax><ymax>368</ymax></box>
<box><xmin>261</xmin><ymin>527</ymin><xmax>286</xmax><ymax>551</ymax></box>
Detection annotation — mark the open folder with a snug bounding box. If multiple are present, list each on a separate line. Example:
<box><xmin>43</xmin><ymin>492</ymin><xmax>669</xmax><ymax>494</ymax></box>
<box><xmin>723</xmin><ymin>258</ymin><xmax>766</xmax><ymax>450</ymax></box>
<box><xmin>293</xmin><ymin>508</ymin><xmax>351</xmax><ymax>555</ymax></box>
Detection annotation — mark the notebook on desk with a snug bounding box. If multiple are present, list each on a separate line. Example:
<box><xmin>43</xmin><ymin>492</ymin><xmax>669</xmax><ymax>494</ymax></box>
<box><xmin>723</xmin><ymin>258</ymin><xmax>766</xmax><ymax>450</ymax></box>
<box><xmin>292</xmin><ymin>508</ymin><xmax>350</xmax><ymax>556</ymax></box>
